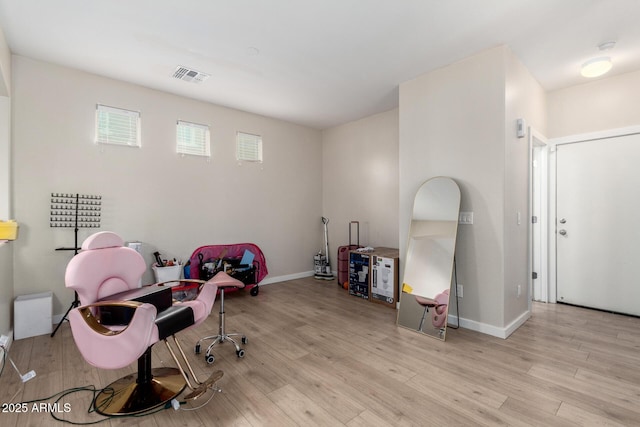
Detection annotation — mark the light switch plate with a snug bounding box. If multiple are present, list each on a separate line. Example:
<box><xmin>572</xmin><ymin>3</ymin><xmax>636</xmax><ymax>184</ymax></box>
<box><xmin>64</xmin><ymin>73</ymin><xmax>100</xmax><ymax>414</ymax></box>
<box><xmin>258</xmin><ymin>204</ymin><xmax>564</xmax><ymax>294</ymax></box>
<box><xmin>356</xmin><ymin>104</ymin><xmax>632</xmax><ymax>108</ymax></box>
<box><xmin>459</xmin><ymin>212</ymin><xmax>474</xmax><ymax>225</ymax></box>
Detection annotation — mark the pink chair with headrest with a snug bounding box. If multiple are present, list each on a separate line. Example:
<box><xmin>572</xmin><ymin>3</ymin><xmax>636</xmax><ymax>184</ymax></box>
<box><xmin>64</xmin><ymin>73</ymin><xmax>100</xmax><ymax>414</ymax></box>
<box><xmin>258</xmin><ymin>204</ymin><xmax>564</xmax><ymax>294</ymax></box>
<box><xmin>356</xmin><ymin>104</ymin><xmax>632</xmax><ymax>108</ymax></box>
<box><xmin>66</xmin><ymin>231</ymin><xmax>147</xmax><ymax>306</ymax></box>
<box><xmin>65</xmin><ymin>231</ymin><xmax>223</xmax><ymax>416</ymax></box>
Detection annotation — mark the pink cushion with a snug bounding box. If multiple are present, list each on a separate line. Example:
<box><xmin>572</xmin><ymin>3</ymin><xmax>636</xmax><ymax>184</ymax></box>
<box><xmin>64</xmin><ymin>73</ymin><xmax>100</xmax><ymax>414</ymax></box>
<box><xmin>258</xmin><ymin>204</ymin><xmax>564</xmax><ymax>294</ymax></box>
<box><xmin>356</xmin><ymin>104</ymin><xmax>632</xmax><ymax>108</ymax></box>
<box><xmin>414</xmin><ymin>295</ymin><xmax>437</xmax><ymax>307</ymax></box>
<box><xmin>66</xmin><ymin>246</ymin><xmax>146</xmax><ymax>306</ymax></box>
<box><xmin>69</xmin><ymin>303</ymin><xmax>158</xmax><ymax>370</ymax></box>
<box><xmin>66</xmin><ymin>231</ymin><xmax>146</xmax><ymax>306</ymax></box>
<box><xmin>206</xmin><ymin>271</ymin><xmax>245</xmax><ymax>289</ymax></box>
<box><xmin>81</xmin><ymin>231</ymin><xmax>125</xmax><ymax>250</ymax></box>
<box><xmin>177</xmin><ymin>281</ymin><xmax>218</xmax><ymax>328</ymax></box>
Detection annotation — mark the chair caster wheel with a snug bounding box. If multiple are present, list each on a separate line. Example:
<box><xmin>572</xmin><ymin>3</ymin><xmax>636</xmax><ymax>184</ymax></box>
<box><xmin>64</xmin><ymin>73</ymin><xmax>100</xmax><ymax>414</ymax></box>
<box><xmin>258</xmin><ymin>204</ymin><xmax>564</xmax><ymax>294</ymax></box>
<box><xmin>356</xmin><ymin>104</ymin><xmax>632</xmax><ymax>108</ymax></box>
<box><xmin>241</xmin><ymin>336</ymin><xmax>248</xmax><ymax>345</ymax></box>
<box><xmin>195</xmin><ymin>344</ymin><xmax>201</xmax><ymax>354</ymax></box>
<box><xmin>236</xmin><ymin>349</ymin><xmax>245</xmax><ymax>358</ymax></box>
<box><xmin>250</xmin><ymin>286</ymin><xmax>259</xmax><ymax>296</ymax></box>
<box><xmin>206</xmin><ymin>354</ymin><xmax>215</xmax><ymax>364</ymax></box>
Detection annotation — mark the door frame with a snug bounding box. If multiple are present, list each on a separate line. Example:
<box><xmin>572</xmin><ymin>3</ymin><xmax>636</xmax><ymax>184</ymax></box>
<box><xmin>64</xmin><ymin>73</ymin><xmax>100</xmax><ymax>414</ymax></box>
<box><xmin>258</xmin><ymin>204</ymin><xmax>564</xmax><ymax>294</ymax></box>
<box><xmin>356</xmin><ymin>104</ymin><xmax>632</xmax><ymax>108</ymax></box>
<box><xmin>549</xmin><ymin>125</ymin><xmax>640</xmax><ymax>305</ymax></box>
<box><xmin>528</xmin><ymin>127</ymin><xmax>548</xmax><ymax>305</ymax></box>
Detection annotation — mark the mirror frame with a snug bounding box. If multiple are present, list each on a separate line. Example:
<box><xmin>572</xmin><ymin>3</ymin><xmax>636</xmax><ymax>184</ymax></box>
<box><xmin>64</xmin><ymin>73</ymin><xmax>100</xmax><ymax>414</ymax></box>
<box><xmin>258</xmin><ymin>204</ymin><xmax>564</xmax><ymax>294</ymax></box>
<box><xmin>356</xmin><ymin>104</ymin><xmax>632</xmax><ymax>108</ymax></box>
<box><xmin>397</xmin><ymin>176</ymin><xmax>460</xmax><ymax>340</ymax></box>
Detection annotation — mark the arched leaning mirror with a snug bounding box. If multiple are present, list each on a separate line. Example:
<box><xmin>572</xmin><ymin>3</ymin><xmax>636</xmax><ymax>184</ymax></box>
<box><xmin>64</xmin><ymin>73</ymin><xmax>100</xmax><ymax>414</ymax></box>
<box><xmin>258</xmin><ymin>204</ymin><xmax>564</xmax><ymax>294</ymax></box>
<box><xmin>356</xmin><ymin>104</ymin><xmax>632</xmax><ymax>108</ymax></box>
<box><xmin>397</xmin><ymin>177</ymin><xmax>460</xmax><ymax>340</ymax></box>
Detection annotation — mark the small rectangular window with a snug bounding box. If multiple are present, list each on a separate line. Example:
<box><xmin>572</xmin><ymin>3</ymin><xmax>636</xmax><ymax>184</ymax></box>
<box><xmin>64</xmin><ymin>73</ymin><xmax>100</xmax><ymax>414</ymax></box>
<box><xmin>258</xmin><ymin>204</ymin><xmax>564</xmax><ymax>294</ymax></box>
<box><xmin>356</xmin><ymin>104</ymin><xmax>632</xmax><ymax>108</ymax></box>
<box><xmin>176</xmin><ymin>120</ymin><xmax>210</xmax><ymax>157</ymax></box>
<box><xmin>95</xmin><ymin>104</ymin><xmax>141</xmax><ymax>147</ymax></box>
<box><xmin>236</xmin><ymin>131</ymin><xmax>262</xmax><ymax>162</ymax></box>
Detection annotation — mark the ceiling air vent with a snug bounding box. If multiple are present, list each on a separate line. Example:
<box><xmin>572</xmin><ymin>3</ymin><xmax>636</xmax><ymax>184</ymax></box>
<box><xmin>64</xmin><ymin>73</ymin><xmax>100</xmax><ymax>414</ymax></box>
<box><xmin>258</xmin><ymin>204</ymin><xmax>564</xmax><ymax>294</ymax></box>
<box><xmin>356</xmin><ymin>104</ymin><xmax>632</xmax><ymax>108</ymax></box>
<box><xmin>172</xmin><ymin>66</ymin><xmax>210</xmax><ymax>84</ymax></box>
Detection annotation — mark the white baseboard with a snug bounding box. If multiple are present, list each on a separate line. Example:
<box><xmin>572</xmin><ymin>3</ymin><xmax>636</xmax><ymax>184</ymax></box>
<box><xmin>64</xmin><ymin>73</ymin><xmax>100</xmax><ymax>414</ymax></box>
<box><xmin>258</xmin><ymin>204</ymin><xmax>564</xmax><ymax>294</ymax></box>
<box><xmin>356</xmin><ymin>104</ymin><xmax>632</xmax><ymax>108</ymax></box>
<box><xmin>259</xmin><ymin>270</ymin><xmax>315</xmax><ymax>285</ymax></box>
<box><xmin>448</xmin><ymin>310</ymin><xmax>531</xmax><ymax>339</ymax></box>
<box><xmin>503</xmin><ymin>310</ymin><xmax>531</xmax><ymax>338</ymax></box>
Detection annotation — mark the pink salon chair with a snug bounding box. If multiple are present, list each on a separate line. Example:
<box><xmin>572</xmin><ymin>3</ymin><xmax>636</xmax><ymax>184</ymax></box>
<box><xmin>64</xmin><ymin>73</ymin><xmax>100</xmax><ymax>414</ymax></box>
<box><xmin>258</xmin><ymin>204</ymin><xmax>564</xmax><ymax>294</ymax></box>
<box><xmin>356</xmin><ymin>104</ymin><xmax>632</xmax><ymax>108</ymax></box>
<box><xmin>65</xmin><ymin>231</ymin><xmax>222</xmax><ymax>416</ymax></box>
<box><xmin>415</xmin><ymin>289</ymin><xmax>449</xmax><ymax>333</ymax></box>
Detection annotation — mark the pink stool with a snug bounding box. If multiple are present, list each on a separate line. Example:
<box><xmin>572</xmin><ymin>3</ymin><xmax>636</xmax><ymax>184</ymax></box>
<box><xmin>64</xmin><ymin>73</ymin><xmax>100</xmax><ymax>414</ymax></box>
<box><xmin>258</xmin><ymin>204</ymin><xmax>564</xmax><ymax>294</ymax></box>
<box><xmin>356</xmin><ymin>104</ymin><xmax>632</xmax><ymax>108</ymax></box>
<box><xmin>415</xmin><ymin>295</ymin><xmax>438</xmax><ymax>332</ymax></box>
<box><xmin>195</xmin><ymin>271</ymin><xmax>247</xmax><ymax>364</ymax></box>
<box><xmin>415</xmin><ymin>289</ymin><xmax>449</xmax><ymax>333</ymax></box>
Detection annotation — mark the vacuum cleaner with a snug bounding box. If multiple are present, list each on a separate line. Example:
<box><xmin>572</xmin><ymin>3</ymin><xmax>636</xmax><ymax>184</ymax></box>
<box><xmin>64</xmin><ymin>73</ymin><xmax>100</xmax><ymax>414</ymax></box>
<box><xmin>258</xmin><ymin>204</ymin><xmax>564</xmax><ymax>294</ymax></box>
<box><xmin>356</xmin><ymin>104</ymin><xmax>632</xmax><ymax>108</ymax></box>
<box><xmin>314</xmin><ymin>217</ymin><xmax>334</xmax><ymax>280</ymax></box>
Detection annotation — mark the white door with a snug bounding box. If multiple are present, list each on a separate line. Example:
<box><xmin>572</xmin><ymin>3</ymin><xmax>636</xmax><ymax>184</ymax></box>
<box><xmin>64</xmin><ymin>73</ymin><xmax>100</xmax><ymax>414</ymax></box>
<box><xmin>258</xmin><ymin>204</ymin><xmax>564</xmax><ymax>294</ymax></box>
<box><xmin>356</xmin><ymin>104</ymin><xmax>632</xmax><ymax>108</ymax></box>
<box><xmin>556</xmin><ymin>133</ymin><xmax>640</xmax><ymax>316</ymax></box>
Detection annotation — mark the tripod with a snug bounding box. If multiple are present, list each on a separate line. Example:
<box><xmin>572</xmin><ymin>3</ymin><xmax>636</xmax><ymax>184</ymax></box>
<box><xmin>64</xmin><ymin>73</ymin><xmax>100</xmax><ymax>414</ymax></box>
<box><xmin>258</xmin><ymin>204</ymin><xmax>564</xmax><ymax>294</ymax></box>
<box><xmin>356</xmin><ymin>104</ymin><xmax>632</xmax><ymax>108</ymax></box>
<box><xmin>50</xmin><ymin>242</ymin><xmax>80</xmax><ymax>337</ymax></box>
<box><xmin>50</xmin><ymin>193</ymin><xmax>101</xmax><ymax>338</ymax></box>
<box><xmin>50</xmin><ymin>291</ymin><xmax>79</xmax><ymax>337</ymax></box>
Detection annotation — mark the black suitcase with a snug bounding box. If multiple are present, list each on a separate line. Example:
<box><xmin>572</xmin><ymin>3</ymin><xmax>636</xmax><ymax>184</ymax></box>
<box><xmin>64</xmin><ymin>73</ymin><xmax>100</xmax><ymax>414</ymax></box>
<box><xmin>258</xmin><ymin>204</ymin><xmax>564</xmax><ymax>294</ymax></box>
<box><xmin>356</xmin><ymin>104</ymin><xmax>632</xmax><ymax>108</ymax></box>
<box><xmin>337</xmin><ymin>221</ymin><xmax>360</xmax><ymax>287</ymax></box>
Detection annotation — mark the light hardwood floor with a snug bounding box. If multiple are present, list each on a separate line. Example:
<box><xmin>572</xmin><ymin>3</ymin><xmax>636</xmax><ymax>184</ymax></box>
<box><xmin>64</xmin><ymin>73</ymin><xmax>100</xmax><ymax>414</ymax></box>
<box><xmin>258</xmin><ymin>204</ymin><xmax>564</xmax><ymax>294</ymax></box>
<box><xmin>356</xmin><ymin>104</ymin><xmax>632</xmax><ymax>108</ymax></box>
<box><xmin>1</xmin><ymin>277</ymin><xmax>640</xmax><ymax>426</ymax></box>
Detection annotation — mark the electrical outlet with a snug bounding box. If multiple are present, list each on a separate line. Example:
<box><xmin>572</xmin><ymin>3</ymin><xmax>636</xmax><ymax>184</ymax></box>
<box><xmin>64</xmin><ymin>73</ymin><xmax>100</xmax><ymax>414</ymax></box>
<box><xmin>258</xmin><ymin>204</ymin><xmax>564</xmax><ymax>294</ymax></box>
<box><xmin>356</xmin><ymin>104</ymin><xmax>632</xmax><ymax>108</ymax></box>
<box><xmin>21</xmin><ymin>370</ymin><xmax>37</xmax><ymax>383</ymax></box>
<box><xmin>456</xmin><ymin>284</ymin><xmax>463</xmax><ymax>298</ymax></box>
<box><xmin>0</xmin><ymin>335</ymin><xmax>9</xmax><ymax>347</ymax></box>
<box><xmin>517</xmin><ymin>284</ymin><xmax>522</xmax><ymax>297</ymax></box>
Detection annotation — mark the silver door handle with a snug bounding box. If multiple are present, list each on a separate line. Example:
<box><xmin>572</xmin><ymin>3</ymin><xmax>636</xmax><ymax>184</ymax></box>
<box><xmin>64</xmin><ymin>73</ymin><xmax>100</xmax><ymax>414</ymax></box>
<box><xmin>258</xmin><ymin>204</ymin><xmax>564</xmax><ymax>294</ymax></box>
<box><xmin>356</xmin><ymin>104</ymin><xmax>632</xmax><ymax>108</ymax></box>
<box><xmin>559</xmin><ymin>229</ymin><xmax>567</xmax><ymax>236</ymax></box>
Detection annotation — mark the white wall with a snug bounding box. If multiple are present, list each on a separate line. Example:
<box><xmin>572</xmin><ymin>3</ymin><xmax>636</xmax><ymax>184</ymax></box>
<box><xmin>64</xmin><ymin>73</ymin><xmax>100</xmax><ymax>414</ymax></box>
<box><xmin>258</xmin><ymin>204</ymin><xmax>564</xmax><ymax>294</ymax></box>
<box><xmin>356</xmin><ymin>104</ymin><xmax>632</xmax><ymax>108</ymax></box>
<box><xmin>503</xmin><ymin>50</ymin><xmax>546</xmax><ymax>326</ymax></box>
<box><xmin>400</xmin><ymin>47</ymin><xmax>506</xmax><ymax>332</ymax></box>
<box><xmin>0</xmin><ymin>23</ymin><xmax>12</xmax><ymax>337</ymax></box>
<box><xmin>0</xmin><ymin>22</ymin><xmax>9</xmax><ymax>97</ymax></box>
<box><xmin>11</xmin><ymin>56</ymin><xmax>323</xmax><ymax>318</ymax></box>
<box><xmin>0</xmin><ymin>96</ymin><xmax>10</xmax><ymax>336</ymax></box>
<box><xmin>547</xmin><ymin>69</ymin><xmax>640</xmax><ymax>138</ymax></box>
<box><xmin>321</xmin><ymin>109</ymin><xmax>399</xmax><ymax>272</ymax></box>
<box><xmin>399</xmin><ymin>46</ymin><xmax>544</xmax><ymax>337</ymax></box>
<box><xmin>8</xmin><ymin>43</ymin><xmax>638</xmax><ymax>338</ymax></box>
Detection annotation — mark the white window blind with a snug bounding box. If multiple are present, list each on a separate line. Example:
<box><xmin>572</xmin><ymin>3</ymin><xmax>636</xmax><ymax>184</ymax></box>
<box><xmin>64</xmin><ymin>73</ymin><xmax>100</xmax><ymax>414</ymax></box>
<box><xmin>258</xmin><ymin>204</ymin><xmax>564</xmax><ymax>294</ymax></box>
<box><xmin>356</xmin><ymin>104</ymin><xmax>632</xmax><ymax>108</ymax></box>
<box><xmin>236</xmin><ymin>131</ymin><xmax>262</xmax><ymax>162</ymax></box>
<box><xmin>95</xmin><ymin>104</ymin><xmax>141</xmax><ymax>147</ymax></box>
<box><xmin>176</xmin><ymin>120</ymin><xmax>210</xmax><ymax>157</ymax></box>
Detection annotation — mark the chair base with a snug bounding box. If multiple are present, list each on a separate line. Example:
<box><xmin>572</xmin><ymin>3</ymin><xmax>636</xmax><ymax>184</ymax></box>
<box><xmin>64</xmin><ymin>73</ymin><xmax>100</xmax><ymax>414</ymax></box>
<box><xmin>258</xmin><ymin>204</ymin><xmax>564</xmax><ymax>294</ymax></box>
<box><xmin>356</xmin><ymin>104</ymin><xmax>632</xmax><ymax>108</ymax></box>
<box><xmin>196</xmin><ymin>333</ymin><xmax>247</xmax><ymax>364</ymax></box>
<box><xmin>195</xmin><ymin>286</ymin><xmax>247</xmax><ymax>364</ymax></box>
<box><xmin>94</xmin><ymin>367</ymin><xmax>186</xmax><ymax>416</ymax></box>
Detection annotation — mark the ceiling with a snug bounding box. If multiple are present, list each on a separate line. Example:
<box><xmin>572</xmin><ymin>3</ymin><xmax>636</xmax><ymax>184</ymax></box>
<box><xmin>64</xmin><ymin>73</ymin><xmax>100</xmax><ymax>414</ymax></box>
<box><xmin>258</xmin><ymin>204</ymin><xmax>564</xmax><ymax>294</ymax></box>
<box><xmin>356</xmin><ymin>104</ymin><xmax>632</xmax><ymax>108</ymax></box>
<box><xmin>1</xmin><ymin>0</ymin><xmax>639</xmax><ymax>130</ymax></box>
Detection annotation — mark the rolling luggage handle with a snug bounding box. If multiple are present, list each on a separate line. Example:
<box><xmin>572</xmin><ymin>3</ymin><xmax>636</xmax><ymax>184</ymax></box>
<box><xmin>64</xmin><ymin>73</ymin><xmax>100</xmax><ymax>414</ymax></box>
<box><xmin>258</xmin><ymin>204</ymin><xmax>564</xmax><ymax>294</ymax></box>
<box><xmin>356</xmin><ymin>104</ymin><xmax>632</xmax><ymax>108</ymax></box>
<box><xmin>337</xmin><ymin>221</ymin><xmax>361</xmax><ymax>287</ymax></box>
<box><xmin>349</xmin><ymin>221</ymin><xmax>359</xmax><ymax>247</ymax></box>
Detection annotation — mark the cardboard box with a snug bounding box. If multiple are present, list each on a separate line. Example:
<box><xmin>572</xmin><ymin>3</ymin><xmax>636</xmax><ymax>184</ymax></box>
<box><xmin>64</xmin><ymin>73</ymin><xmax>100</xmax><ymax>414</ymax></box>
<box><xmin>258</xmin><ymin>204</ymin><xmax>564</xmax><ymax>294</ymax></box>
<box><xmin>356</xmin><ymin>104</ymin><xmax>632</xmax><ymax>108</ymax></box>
<box><xmin>349</xmin><ymin>251</ymin><xmax>371</xmax><ymax>299</ymax></box>
<box><xmin>370</xmin><ymin>248</ymin><xmax>399</xmax><ymax>308</ymax></box>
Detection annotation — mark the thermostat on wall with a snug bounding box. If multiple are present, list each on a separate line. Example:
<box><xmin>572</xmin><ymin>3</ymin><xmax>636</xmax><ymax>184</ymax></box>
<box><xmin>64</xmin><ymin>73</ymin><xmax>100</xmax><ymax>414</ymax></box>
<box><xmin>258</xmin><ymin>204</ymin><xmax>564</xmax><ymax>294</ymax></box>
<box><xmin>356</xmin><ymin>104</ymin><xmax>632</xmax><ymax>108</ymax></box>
<box><xmin>516</xmin><ymin>118</ymin><xmax>526</xmax><ymax>138</ymax></box>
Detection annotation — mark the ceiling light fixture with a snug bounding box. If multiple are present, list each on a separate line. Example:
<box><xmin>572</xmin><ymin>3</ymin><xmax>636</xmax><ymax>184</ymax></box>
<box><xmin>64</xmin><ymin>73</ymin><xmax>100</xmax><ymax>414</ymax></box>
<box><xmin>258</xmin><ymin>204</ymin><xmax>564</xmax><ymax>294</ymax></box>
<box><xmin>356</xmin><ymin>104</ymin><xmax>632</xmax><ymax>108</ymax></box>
<box><xmin>580</xmin><ymin>56</ymin><xmax>613</xmax><ymax>78</ymax></box>
<box><xmin>580</xmin><ymin>41</ymin><xmax>616</xmax><ymax>79</ymax></box>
